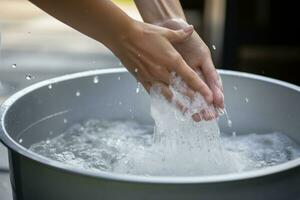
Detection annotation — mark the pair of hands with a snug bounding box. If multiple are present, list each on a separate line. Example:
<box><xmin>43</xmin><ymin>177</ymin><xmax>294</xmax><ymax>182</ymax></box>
<box><xmin>112</xmin><ymin>19</ymin><xmax>224</xmax><ymax>121</ymax></box>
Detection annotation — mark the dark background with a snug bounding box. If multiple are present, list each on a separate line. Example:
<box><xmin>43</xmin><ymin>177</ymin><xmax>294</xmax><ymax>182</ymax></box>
<box><xmin>182</xmin><ymin>0</ymin><xmax>300</xmax><ymax>85</ymax></box>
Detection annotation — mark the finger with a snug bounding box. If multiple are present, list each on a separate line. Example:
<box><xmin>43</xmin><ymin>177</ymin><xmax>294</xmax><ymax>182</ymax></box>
<box><xmin>163</xmin><ymin>25</ymin><xmax>194</xmax><ymax>43</ymax></box>
<box><xmin>172</xmin><ymin>57</ymin><xmax>213</xmax><ymax>104</ymax></box>
<box><xmin>201</xmin><ymin>58</ymin><xmax>224</xmax><ymax>108</ymax></box>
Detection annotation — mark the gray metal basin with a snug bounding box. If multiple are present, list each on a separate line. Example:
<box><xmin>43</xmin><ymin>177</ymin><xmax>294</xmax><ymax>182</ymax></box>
<box><xmin>0</xmin><ymin>69</ymin><xmax>300</xmax><ymax>200</ymax></box>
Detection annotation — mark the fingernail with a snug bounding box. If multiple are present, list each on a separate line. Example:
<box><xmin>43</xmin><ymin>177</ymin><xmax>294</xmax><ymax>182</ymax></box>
<box><xmin>216</xmin><ymin>107</ymin><xmax>225</xmax><ymax>116</ymax></box>
<box><xmin>183</xmin><ymin>25</ymin><xmax>194</xmax><ymax>33</ymax></box>
<box><xmin>192</xmin><ymin>113</ymin><xmax>201</xmax><ymax>122</ymax></box>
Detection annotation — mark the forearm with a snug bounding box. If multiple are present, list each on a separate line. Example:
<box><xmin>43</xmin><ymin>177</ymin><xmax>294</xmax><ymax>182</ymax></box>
<box><xmin>134</xmin><ymin>0</ymin><xmax>186</xmax><ymax>24</ymax></box>
<box><xmin>29</xmin><ymin>0</ymin><xmax>134</xmax><ymax>51</ymax></box>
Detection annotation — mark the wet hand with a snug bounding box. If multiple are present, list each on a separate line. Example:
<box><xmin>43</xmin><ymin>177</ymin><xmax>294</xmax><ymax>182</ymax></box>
<box><xmin>158</xmin><ymin>19</ymin><xmax>224</xmax><ymax>121</ymax></box>
<box><xmin>112</xmin><ymin>20</ymin><xmax>214</xmax><ymax>115</ymax></box>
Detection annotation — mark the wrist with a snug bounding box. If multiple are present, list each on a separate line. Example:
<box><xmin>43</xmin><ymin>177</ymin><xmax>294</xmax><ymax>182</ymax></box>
<box><xmin>104</xmin><ymin>17</ymin><xmax>138</xmax><ymax>52</ymax></box>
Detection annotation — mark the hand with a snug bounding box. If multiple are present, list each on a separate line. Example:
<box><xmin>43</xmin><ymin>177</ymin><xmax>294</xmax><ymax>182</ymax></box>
<box><xmin>111</xmin><ymin>20</ymin><xmax>214</xmax><ymax>107</ymax></box>
<box><xmin>158</xmin><ymin>19</ymin><xmax>224</xmax><ymax>121</ymax></box>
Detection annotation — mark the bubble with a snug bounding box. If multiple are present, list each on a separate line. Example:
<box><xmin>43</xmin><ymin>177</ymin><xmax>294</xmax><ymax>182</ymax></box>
<box><xmin>93</xmin><ymin>76</ymin><xmax>99</xmax><ymax>84</ymax></box>
<box><xmin>76</xmin><ymin>91</ymin><xmax>81</xmax><ymax>97</ymax></box>
<box><xmin>11</xmin><ymin>64</ymin><xmax>17</xmax><ymax>69</ymax></box>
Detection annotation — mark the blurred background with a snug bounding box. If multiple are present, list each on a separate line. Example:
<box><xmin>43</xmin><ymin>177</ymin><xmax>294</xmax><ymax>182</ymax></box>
<box><xmin>1</xmin><ymin>0</ymin><xmax>300</xmax><ymax>199</ymax></box>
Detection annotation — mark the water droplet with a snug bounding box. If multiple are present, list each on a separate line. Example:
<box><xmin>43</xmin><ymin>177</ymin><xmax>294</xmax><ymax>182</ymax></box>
<box><xmin>136</xmin><ymin>82</ymin><xmax>141</xmax><ymax>93</ymax></box>
<box><xmin>46</xmin><ymin>139</ymin><xmax>50</xmax><ymax>144</ymax></box>
<box><xmin>18</xmin><ymin>138</ymin><xmax>23</xmax><ymax>143</ymax></box>
<box><xmin>227</xmin><ymin>119</ymin><xmax>232</xmax><ymax>127</ymax></box>
<box><xmin>76</xmin><ymin>91</ymin><xmax>81</xmax><ymax>96</ymax></box>
<box><xmin>233</xmin><ymin>86</ymin><xmax>238</xmax><ymax>91</ymax></box>
<box><xmin>48</xmin><ymin>84</ymin><xmax>52</xmax><ymax>89</ymax></box>
<box><xmin>25</xmin><ymin>74</ymin><xmax>33</xmax><ymax>80</ymax></box>
<box><xmin>245</xmin><ymin>97</ymin><xmax>249</xmax><ymax>103</ymax></box>
<box><xmin>93</xmin><ymin>76</ymin><xmax>99</xmax><ymax>84</ymax></box>
<box><xmin>212</xmin><ymin>45</ymin><xmax>216</xmax><ymax>50</ymax></box>
<box><xmin>134</xmin><ymin>68</ymin><xmax>138</xmax><ymax>73</ymax></box>
<box><xmin>11</xmin><ymin>64</ymin><xmax>17</xmax><ymax>69</ymax></box>
<box><xmin>118</xmin><ymin>76</ymin><xmax>121</xmax><ymax>80</ymax></box>
<box><xmin>232</xmin><ymin>131</ymin><xmax>236</xmax><ymax>137</ymax></box>
<box><xmin>63</xmin><ymin>118</ymin><xmax>68</xmax><ymax>124</ymax></box>
<box><xmin>118</xmin><ymin>101</ymin><xmax>122</xmax><ymax>105</ymax></box>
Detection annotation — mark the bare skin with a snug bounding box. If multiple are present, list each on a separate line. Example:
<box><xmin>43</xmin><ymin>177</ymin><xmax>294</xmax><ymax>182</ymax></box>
<box><xmin>29</xmin><ymin>0</ymin><xmax>223</xmax><ymax>121</ymax></box>
<box><xmin>134</xmin><ymin>0</ymin><xmax>224</xmax><ymax>121</ymax></box>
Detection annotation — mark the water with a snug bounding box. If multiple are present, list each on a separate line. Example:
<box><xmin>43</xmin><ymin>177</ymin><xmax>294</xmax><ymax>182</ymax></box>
<box><xmin>136</xmin><ymin>82</ymin><xmax>141</xmax><ymax>93</ymax></box>
<box><xmin>93</xmin><ymin>76</ymin><xmax>99</xmax><ymax>84</ymax></box>
<box><xmin>75</xmin><ymin>91</ymin><xmax>81</xmax><ymax>97</ymax></box>
<box><xmin>212</xmin><ymin>45</ymin><xmax>216</xmax><ymax>51</ymax></box>
<box><xmin>29</xmin><ymin>119</ymin><xmax>300</xmax><ymax>176</ymax></box>
<box><xmin>25</xmin><ymin>74</ymin><xmax>33</xmax><ymax>80</ymax></box>
<box><xmin>29</xmin><ymin>74</ymin><xmax>300</xmax><ymax>176</ymax></box>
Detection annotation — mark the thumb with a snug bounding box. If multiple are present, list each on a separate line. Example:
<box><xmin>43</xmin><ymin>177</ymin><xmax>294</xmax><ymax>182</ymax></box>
<box><xmin>164</xmin><ymin>25</ymin><xmax>194</xmax><ymax>43</ymax></box>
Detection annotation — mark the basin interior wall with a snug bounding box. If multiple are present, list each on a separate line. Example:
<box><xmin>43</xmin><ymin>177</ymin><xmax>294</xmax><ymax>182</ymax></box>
<box><xmin>4</xmin><ymin>70</ymin><xmax>300</xmax><ymax>148</ymax></box>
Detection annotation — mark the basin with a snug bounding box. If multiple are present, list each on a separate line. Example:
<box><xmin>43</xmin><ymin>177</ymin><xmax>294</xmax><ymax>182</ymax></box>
<box><xmin>0</xmin><ymin>68</ymin><xmax>300</xmax><ymax>200</ymax></box>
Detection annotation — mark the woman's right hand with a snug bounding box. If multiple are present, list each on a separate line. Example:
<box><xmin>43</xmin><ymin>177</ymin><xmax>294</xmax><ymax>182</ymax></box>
<box><xmin>111</xmin><ymin>21</ymin><xmax>214</xmax><ymax>119</ymax></box>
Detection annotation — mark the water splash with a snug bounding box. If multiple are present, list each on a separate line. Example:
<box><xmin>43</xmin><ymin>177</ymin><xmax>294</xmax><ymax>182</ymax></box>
<box><xmin>75</xmin><ymin>91</ymin><xmax>81</xmax><ymax>97</ymax></box>
<box><xmin>93</xmin><ymin>76</ymin><xmax>99</xmax><ymax>84</ymax></box>
<box><xmin>136</xmin><ymin>82</ymin><xmax>141</xmax><ymax>93</ymax></box>
<box><xmin>25</xmin><ymin>74</ymin><xmax>33</xmax><ymax>80</ymax></box>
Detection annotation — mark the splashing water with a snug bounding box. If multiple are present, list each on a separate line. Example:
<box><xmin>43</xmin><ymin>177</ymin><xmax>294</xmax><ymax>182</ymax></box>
<box><xmin>136</xmin><ymin>82</ymin><xmax>141</xmax><ymax>94</ymax></box>
<box><xmin>212</xmin><ymin>45</ymin><xmax>216</xmax><ymax>50</ymax></box>
<box><xmin>29</xmin><ymin>74</ymin><xmax>300</xmax><ymax>176</ymax></box>
<box><xmin>93</xmin><ymin>76</ymin><xmax>99</xmax><ymax>84</ymax></box>
<box><xmin>25</xmin><ymin>74</ymin><xmax>33</xmax><ymax>80</ymax></box>
<box><xmin>75</xmin><ymin>91</ymin><xmax>81</xmax><ymax>97</ymax></box>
